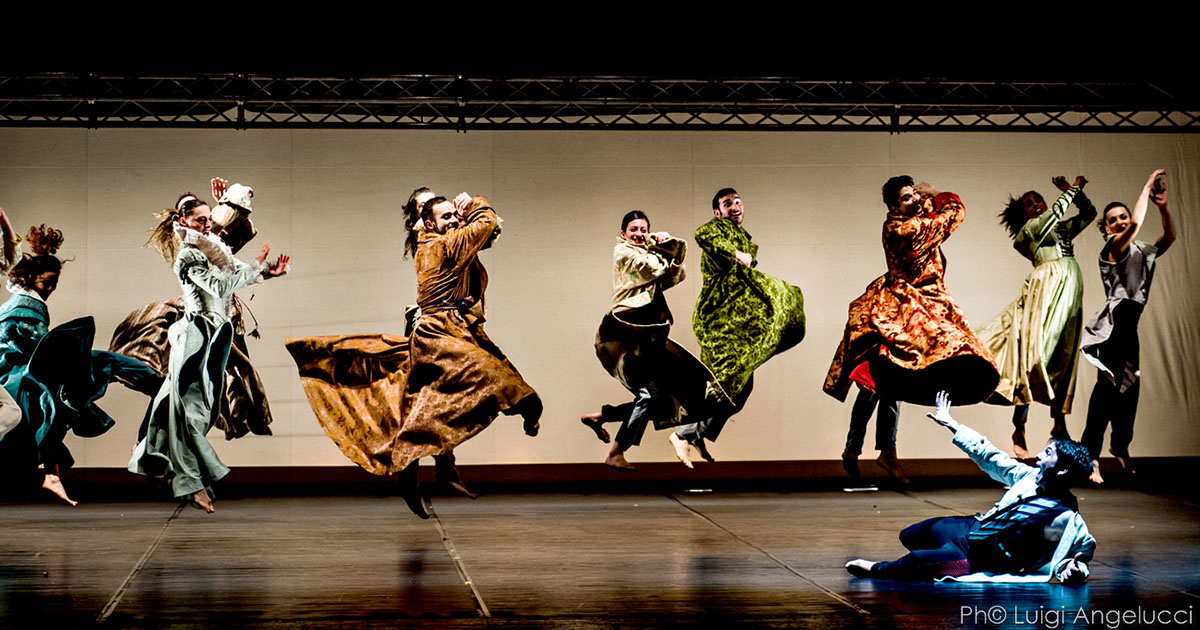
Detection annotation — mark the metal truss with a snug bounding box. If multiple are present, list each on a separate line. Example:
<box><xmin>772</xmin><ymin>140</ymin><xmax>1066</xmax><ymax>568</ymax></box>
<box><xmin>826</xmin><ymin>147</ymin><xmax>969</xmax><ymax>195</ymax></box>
<box><xmin>1</xmin><ymin>74</ymin><xmax>1197</xmax><ymax>132</ymax></box>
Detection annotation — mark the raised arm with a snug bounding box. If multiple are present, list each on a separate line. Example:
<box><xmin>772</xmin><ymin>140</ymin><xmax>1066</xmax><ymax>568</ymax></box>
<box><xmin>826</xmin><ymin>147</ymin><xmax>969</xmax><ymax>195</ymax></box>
<box><xmin>440</xmin><ymin>196</ymin><xmax>500</xmax><ymax>267</ymax></box>
<box><xmin>1015</xmin><ymin>180</ymin><xmax>1080</xmax><ymax>258</ymax></box>
<box><xmin>1150</xmin><ymin>174</ymin><xmax>1176</xmax><ymax>255</ymax></box>
<box><xmin>928</xmin><ymin>391</ymin><xmax>1032</xmax><ymax>487</ymax></box>
<box><xmin>1059</xmin><ymin>184</ymin><xmax>1097</xmax><ymax>239</ymax></box>
<box><xmin>1110</xmin><ymin>169</ymin><xmax>1165</xmax><ymax>257</ymax></box>
<box><xmin>886</xmin><ymin>191</ymin><xmax>964</xmax><ymax>262</ymax></box>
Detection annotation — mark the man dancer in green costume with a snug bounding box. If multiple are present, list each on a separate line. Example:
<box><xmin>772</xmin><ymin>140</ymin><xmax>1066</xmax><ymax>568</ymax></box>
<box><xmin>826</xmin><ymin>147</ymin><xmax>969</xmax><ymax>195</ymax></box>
<box><xmin>669</xmin><ymin>188</ymin><xmax>807</xmax><ymax>466</ymax></box>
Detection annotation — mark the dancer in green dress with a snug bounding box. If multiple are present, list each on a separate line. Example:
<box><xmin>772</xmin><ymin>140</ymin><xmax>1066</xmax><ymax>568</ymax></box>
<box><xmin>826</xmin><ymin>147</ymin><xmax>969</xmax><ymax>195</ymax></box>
<box><xmin>976</xmin><ymin>176</ymin><xmax>1095</xmax><ymax>458</ymax></box>
<box><xmin>670</xmin><ymin>188</ymin><xmax>806</xmax><ymax>465</ymax></box>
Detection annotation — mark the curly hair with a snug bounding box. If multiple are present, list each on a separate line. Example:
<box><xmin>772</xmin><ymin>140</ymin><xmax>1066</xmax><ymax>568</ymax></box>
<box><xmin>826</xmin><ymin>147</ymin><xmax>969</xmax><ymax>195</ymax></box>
<box><xmin>9</xmin><ymin>224</ymin><xmax>67</xmax><ymax>288</ymax></box>
<box><xmin>881</xmin><ymin>176</ymin><xmax>914</xmax><ymax>208</ymax></box>
<box><xmin>147</xmin><ymin>193</ymin><xmax>209</xmax><ymax>263</ymax></box>
<box><xmin>402</xmin><ymin>187</ymin><xmax>433</xmax><ymax>260</ymax></box>
<box><xmin>998</xmin><ymin>191</ymin><xmax>1038</xmax><ymax>239</ymax></box>
<box><xmin>1051</xmin><ymin>438</ymin><xmax>1094</xmax><ymax>485</ymax></box>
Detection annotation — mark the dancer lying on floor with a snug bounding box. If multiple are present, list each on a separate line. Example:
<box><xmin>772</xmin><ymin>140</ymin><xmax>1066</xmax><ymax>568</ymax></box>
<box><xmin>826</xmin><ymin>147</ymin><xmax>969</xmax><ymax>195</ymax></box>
<box><xmin>845</xmin><ymin>391</ymin><xmax>1094</xmax><ymax>583</ymax></box>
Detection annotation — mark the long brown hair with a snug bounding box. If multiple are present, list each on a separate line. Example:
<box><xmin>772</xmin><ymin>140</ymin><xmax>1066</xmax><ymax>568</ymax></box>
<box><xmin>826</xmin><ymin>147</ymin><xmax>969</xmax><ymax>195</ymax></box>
<box><xmin>9</xmin><ymin>224</ymin><xmax>67</xmax><ymax>288</ymax></box>
<box><xmin>148</xmin><ymin>192</ymin><xmax>208</xmax><ymax>262</ymax></box>
<box><xmin>402</xmin><ymin>187</ymin><xmax>432</xmax><ymax>260</ymax></box>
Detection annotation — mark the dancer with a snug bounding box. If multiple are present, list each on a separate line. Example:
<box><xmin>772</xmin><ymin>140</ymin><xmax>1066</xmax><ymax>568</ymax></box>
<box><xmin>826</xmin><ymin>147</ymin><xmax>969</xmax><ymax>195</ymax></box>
<box><xmin>670</xmin><ymin>188</ymin><xmax>806</xmax><ymax>464</ymax></box>
<box><xmin>288</xmin><ymin>193</ymin><xmax>541</xmax><ymax>518</ymax></box>
<box><xmin>399</xmin><ymin>186</ymin><xmax>473</xmax><ymax>498</ymax></box>
<box><xmin>130</xmin><ymin>194</ymin><xmax>290</xmax><ymax>513</ymax></box>
<box><xmin>824</xmin><ymin>177</ymin><xmax>998</xmax><ymax>407</ymax></box>
<box><xmin>1080</xmin><ymin>170</ymin><xmax>1175</xmax><ymax>483</ymax></box>
<box><xmin>0</xmin><ymin>223</ymin><xmax>160</xmax><ymax>506</ymax></box>
<box><xmin>0</xmin><ymin>208</ymin><xmax>24</xmax><ymax>437</ymax></box>
<box><xmin>111</xmin><ymin>178</ymin><xmax>274</xmax><ymax>441</ymax></box>
<box><xmin>845</xmin><ymin>391</ymin><xmax>1094</xmax><ymax>583</ymax></box>
<box><xmin>976</xmin><ymin>176</ymin><xmax>1095</xmax><ymax>457</ymax></box>
<box><xmin>840</xmin><ymin>388</ymin><xmax>906</xmax><ymax>484</ymax></box>
<box><xmin>583</xmin><ymin>210</ymin><xmax>717</xmax><ymax>470</ymax></box>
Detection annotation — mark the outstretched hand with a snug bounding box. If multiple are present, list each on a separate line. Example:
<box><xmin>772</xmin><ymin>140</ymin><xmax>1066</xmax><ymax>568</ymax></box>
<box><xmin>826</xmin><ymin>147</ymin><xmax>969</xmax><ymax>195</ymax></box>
<box><xmin>926</xmin><ymin>390</ymin><xmax>960</xmax><ymax>433</ymax></box>
<box><xmin>255</xmin><ymin>243</ymin><xmax>270</xmax><ymax>267</ymax></box>
<box><xmin>1051</xmin><ymin>176</ymin><xmax>1070</xmax><ymax>191</ymax></box>
<box><xmin>265</xmin><ymin>253</ymin><xmax>290</xmax><ymax>276</ymax></box>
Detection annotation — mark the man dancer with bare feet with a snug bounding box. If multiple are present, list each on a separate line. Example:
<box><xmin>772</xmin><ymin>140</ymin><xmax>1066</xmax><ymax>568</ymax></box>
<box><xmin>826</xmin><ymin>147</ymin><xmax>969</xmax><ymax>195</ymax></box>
<box><xmin>669</xmin><ymin>188</ymin><xmax>806</xmax><ymax>467</ymax></box>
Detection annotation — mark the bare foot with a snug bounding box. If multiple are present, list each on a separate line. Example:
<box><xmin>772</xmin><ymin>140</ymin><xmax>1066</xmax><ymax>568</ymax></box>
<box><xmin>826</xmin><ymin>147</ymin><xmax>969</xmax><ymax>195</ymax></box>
<box><xmin>668</xmin><ymin>433</ymin><xmax>694</xmax><ymax>469</ymax></box>
<box><xmin>845</xmin><ymin>559</ymin><xmax>875</xmax><ymax>578</ymax></box>
<box><xmin>191</xmin><ymin>489</ymin><xmax>215</xmax><ymax>513</ymax></box>
<box><xmin>42</xmin><ymin>474</ymin><xmax>78</xmax><ymax>507</ymax></box>
<box><xmin>604</xmin><ymin>449</ymin><xmax>637</xmax><ymax>472</ymax></box>
<box><xmin>580</xmin><ymin>413</ymin><xmax>610</xmax><ymax>443</ymax></box>
<box><xmin>876</xmin><ymin>450</ymin><xmax>911</xmax><ymax>485</ymax></box>
<box><xmin>1088</xmin><ymin>459</ymin><xmax>1105</xmax><ymax>485</ymax></box>
<box><xmin>1012</xmin><ymin>428</ymin><xmax>1029</xmax><ymax>459</ymax></box>
<box><xmin>446</xmin><ymin>480</ymin><xmax>479</xmax><ymax>500</ymax></box>
<box><xmin>1110</xmin><ymin>448</ymin><xmax>1136</xmax><ymax>475</ymax></box>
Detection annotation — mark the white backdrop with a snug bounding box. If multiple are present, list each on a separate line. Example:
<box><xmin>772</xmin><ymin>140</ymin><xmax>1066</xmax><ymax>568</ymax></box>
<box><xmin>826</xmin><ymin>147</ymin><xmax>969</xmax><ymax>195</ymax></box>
<box><xmin>0</xmin><ymin>128</ymin><xmax>1195</xmax><ymax>468</ymax></box>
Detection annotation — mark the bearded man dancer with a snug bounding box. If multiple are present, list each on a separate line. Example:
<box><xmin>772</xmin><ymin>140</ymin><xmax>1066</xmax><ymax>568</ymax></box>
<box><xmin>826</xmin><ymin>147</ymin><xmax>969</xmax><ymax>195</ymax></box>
<box><xmin>669</xmin><ymin>188</ymin><xmax>806</xmax><ymax>467</ymax></box>
<box><xmin>288</xmin><ymin>193</ymin><xmax>541</xmax><ymax>518</ymax></box>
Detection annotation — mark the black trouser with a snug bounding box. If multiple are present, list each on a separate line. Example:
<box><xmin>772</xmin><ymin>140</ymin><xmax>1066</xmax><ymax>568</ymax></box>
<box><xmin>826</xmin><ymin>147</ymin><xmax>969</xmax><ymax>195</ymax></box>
<box><xmin>1082</xmin><ymin>376</ymin><xmax>1139</xmax><ymax>460</ymax></box>
<box><xmin>1081</xmin><ymin>310</ymin><xmax>1140</xmax><ymax>460</ymax></box>
<box><xmin>844</xmin><ymin>388</ymin><xmax>900</xmax><ymax>455</ymax></box>
<box><xmin>868</xmin><ymin>515</ymin><xmax>977</xmax><ymax>580</ymax></box>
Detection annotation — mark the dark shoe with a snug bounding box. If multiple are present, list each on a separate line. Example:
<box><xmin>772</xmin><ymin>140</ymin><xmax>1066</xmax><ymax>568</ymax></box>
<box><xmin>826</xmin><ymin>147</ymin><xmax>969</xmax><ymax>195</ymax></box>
<box><xmin>434</xmin><ymin>453</ymin><xmax>477</xmax><ymax>499</ymax></box>
<box><xmin>841</xmin><ymin>452</ymin><xmax>861</xmax><ymax>479</ymax></box>
<box><xmin>876</xmin><ymin>450</ymin><xmax>911</xmax><ymax>485</ymax></box>
<box><xmin>398</xmin><ymin>462</ymin><xmax>430</xmax><ymax>519</ymax></box>
<box><xmin>515</xmin><ymin>395</ymin><xmax>543</xmax><ymax>437</ymax></box>
<box><xmin>694</xmin><ymin>439</ymin><xmax>716</xmax><ymax>463</ymax></box>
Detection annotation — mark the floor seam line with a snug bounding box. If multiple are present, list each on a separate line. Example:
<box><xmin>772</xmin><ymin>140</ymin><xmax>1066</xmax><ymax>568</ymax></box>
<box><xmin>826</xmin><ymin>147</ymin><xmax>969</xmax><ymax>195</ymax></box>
<box><xmin>97</xmin><ymin>503</ymin><xmax>184</xmax><ymax>623</ymax></box>
<box><xmin>667</xmin><ymin>493</ymin><xmax>870</xmax><ymax>616</ymax></box>
<box><xmin>428</xmin><ymin>501</ymin><xmax>492</xmax><ymax>618</ymax></box>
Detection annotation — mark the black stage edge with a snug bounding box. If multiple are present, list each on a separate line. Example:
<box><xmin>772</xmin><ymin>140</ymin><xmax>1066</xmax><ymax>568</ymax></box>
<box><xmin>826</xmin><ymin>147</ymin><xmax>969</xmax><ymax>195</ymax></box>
<box><xmin>20</xmin><ymin>457</ymin><xmax>1198</xmax><ymax>503</ymax></box>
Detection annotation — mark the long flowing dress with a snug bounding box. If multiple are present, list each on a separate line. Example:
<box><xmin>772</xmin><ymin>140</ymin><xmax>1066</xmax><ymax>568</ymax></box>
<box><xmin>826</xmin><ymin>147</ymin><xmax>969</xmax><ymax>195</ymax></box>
<box><xmin>110</xmin><ymin>296</ymin><xmax>272</xmax><ymax>439</ymax></box>
<box><xmin>0</xmin><ymin>288</ymin><xmax>160</xmax><ymax>485</ymax></box>
<box><xmin>691</xmin><ymin>217</ymin><xmax>806</xmax><ymax>402</ymax></box>
<box><xmin>129</xmin><ymin>228</ymin><xmax>272</xmax><ymax>498</ymax></box>
<box><xmin>594</xmin><ymin>236</ymin><xmax>719</xmax><ymax>441</ymax></box>
<box><xmin>824</xmin><ymin>192</ymin><xmax>998</xmax><ymax>406</ymax></box>
<box><xmin>976</xmin><ymin>187</ymin><xmax>1095</xmax><ymax>413</ymax></box>
<box><xmin>287</xmin><ymin>197</ymin><xmax>540</xmax><ymax>475</ymax></box>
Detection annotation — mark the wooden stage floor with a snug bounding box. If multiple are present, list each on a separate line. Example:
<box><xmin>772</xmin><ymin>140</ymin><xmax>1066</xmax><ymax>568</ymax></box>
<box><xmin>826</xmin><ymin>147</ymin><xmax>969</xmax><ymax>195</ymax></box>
<box><xmin>1</xmin><ymin>488</ymin><xmax>1197</xmax><ymax>628</ymax></box>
